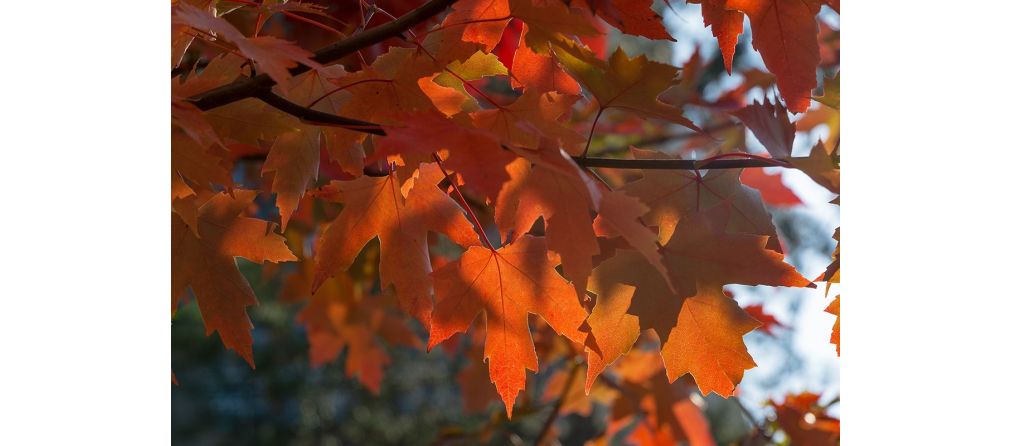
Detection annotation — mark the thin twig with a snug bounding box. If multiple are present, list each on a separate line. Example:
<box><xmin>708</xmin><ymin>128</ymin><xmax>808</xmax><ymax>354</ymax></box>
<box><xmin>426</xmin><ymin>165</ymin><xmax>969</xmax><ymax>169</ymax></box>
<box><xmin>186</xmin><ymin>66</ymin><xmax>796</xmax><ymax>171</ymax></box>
<box><xmin>533</xmin><ymin>360</ymin><xmax>582</xmax><ymax>446</ymax></box>
<box><xmin>581</xmin><ymin>108</ymin><xmax>604</xmax><ymax>158</ymax></box>
<box><xmin>593</xmin><ymin>121</ymin><xmax>743</xmax><ymax>156</ymax></box>
<box><xmin>731</xmin><ymin>397</ymin><xmax>773</xmax><ymax>441</ymax></box>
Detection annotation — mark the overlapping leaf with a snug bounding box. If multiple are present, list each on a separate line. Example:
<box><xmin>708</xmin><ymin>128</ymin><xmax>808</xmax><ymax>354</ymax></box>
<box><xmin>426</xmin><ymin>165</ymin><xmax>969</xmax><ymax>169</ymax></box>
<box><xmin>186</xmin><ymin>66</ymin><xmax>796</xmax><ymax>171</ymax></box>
<box><xmin>428</xmin><ymin>235</ymin><xmax>589</xmax><ymax>417</ymax></box>
<box><xmin>553</xmin><ymin>41</ymin><xmax>700</xmax><ymax>132</ymax></box>
<box><xmin>313</xmin><ymin>163</ymin><xmax>482</xmax><ymax>326</ymax></box>
<box><xmin>172</xmin><ymin>190</ymin><xmax>297</xmax><ymax>366</ymax></box>
<box><xmin>726</xmin><ymin>0</ymin><xmax>822</xmax><ymax>113</ymax></box>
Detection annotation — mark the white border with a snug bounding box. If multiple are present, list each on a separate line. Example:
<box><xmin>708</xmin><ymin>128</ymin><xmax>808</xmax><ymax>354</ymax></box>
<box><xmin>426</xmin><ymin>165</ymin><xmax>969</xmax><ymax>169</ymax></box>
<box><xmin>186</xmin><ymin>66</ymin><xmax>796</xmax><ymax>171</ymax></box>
<box><xmin>0</xmin><ymin>1</ymin><xmax>169</xmax><ymax>443</ymax></box>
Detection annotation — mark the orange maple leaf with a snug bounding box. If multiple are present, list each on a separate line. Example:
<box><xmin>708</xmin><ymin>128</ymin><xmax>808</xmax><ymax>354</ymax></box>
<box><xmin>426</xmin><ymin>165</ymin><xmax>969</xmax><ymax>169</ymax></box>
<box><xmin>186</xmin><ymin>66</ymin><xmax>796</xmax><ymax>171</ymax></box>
<box><xmin>442</xmin><ymin>0</ymin><xmax>600</xmax><ymax>52</ymax></box>
<box><xmin>660</xmin><ymin>283</ymin><xmax>760</xmax><ymax>396</ymax></box>
<box><xmin>372</xmin><ymin>111</ymin><xmax>516</xmax><ymax>200</ymax></box>
<box><xmin>510</xmin><ymin>24</ymin><xmax>582</xmax><ymax>96</ymax></box>
<box><xmin>495</xmin><ymin>147</ymin><xmax>601</xmax><ymax>296</ymax></box>
<box><xmin>171</xmin><ymin>3</ymin><xmax>321</xmax><ymax>92</ymax></box>
<box><xmin>172</xmin><ymin>190</ymin><xmax>297</xmax><ymax>366</ymax></box>
<box><xmin>584</xmin><ymin>201</ymin><xmax>807</xmax><ymax>394</ymax></box>
<box><xmin>553</xmin><ymin>41</ymin><xmax>700</xmax><ymax>133</ymax></box>
<box><xmin>689</xmin><ymin>0</ymin><xmax>745</xmax><ymax>73</ymax></box>
<box><xmin>428</xmin><ymin>235</ymin><xmax>589</xmax><ymax>417</ymax></box>
<box><xmin>726</xmin><ymin>0</ymin><xmax>822</xmax><ymax>113</ymax></box>
<box><xmin>312</xmin><ymin>163</ymin><xmax>482</xmax><ymax>327</ymax></box>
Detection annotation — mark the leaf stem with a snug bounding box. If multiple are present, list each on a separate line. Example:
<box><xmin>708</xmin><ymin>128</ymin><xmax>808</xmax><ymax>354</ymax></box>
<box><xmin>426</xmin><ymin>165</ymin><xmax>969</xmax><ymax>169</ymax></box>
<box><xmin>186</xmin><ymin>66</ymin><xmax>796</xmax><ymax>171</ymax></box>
<box><xmin>580</xmin><ymin>107</ymin><xmax>604</xmax><ymax>158</ymax></box>
<box><xmin>432</xmin><ymin>153</ymin><xmax>496</xmax><ymax>250</ymax></box>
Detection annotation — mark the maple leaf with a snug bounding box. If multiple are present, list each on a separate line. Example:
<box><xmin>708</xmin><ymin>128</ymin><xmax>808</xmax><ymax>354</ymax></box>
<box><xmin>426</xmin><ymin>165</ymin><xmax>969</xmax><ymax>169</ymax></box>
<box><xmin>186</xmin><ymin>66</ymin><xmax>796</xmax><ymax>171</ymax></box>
<box><xmin>584</xmin><ymin>277</ymin><xmax>640</xmax><ymax>390</ymax></box>
<box><xmin>510</xmin><ymin>23</ymin><xmax>582</xmax><ymax>96</ymax></box>
<box><xmin>442</xmin><ymin>0</ymin><xmax>600</xmax><ymax>53</ymax></box>
<box><xmin>726</xmin><ymin>0</ymin><xmax>822</xmax><ymax>113</ymax></box>
<box><xmin>586</xmin><ymin>251</ymin><xmax>771</xmax><ymax>396</ymax></box>
<box><xmin>171</xmin><ymin>129</ymin><xmax>231</xmax><ymax>191</ymax></box>
<box><xmin>183</xmin><ymin>66</ymin><xmax>343</xmax><ymax>230</ymax></box>
<box><xmin>553</xmin><ymin>41</ymin><xmax>700</xmax><ymax>132</ymax></box>
<box><xmin>592</xmin><ymin>188</ymin><xmax>669</xmax><ymax>287</ymax></box>
<box><xmin>171</xmin><ymin>128</ymin><xmax>232</xmax><ymax>233</ymax></box>
<box><xmin>660</xmin><ymin>283</ymin><xmax>760</xmax><ymax>396</ymax></box>
<box><xmin>661</xmin><ymin>201</ymin><xmax>810</xmax><ymax>296</ymax></box>
<box><xmin>731</xmin><ymin>98</ymin><xmax>796</xmax><ymax>158</ymax></box>
<box><xmin>688</xmin><ymin>0</ymin><xmax>744</xmax><ymax>73</ymax></box>
<box><xmin>423</xmin><ymin>50</ymin><xmax>509</xmax><ymax>116</ymax></box>
<box><xmin>262</xmin><ymin>127</ymin><xmax>320</xmax><ymax>231</ymax></box>
<box><xmin>324</xmin><ymin>47</ymin><xmax>440</xmax><ymax>150</ymax></box>
<box><xmin>585</xmin><ymin>200</ymin><xmax>806</xmax><ymax>393</ymax></box>
<box><xmin>471</xmin><ymin>90</ymin><xmax>586</xmax><ymax>153</ymax></box>
<box><xmin>441</xmin><ymin>0</ymin><xmax>513</xmax><ymax>51</ymax></box>
<box><xmin>172</xmin><ymin>190</ymin><xmax>297</xmax><ymax>366</ymax></box>
<box><xmin>512</xmin><ymin>0</ymin><xmax>602</xmax><ymax>50</ymax></box>
<box><xmin>372</xmin><ymin>111</ymin><xmax>516</xmax><ymax>200</ymax></box>
<box><xmin>428</xmin><ymin>235</ymin><xmax>589</xmax><ymax>417</ymax></box>
<box><xmin>276</xmin><ymin>66</ymin><xmax>366</xmax><ymax>178</ymax></box>
<box><xmin>312</xmin><ymin>163</ymin><xmax>482</xmax><ymax>326</ymax></box>
<box><xmin>171</xmin><ymin>3</ymin><xmax>321</xmax><ymax>92</ymax></box>
<box><xmin>621</xmin><ymin>148</ymin><xmax>781</xmax><ymax>250</ymax></box>
<box><xmin>826</xmin><ymin>295</ymin><xmax>840</xmax><ymax>356</ymax></box>
<box><xmin>740</xmin><ymin>167</ymin><xmax>803</xmax><ymax>207</ymax></box>
<box><xmin>279</xmin><ymin>231</ymin><xmax>419</xmax><ymax>392</ymax></box>
<box><xmin>495</xmin><ymin>147</ymin><xmax>601</xmax><ymax>296</ymax></box>
<box><xmin>585</xmin><ymin>249</ymin><xmax>679</xmax><ymax>390</ymax></box>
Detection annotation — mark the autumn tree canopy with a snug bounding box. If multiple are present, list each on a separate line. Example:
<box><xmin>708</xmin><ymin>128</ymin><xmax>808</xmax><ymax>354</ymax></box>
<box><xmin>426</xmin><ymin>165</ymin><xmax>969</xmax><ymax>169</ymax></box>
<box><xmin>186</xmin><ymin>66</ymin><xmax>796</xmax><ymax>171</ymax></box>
<box><xmin>171</xmin><ymin>0</ymin><xmax>841</xmax><ymax>443</ymax></box>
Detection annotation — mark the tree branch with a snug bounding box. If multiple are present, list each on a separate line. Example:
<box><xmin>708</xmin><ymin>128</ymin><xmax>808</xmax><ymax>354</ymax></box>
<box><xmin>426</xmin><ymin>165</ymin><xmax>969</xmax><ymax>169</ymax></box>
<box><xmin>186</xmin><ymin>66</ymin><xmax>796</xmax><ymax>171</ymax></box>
<box><xmin>576</xmin><ymin>157</ymin><xmax>791</xmax><ymax>170</ymax></box>
<box><xmin>255</xmin><ymin>91</ymin><xmax>386</xmax><ymax>135</ymax></box>
<box><xmin>185</xmin><ymin>0</ymin><xmax>459</xmax><ymax>111</ymax></box>
<box><xmin>243</xmin><ymin>94</ymin><xmax>791</xmax><ymax>172</ymax></box>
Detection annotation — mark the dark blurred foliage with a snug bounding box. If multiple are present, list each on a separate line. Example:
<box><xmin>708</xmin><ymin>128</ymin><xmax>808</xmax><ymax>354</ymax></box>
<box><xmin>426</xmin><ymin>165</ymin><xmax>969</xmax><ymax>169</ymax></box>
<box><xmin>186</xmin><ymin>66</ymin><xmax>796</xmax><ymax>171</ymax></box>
<box><xmin>172</xmin><ymin>258</ymin><xmax>760</xmax><ymax>445</ymax></box>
